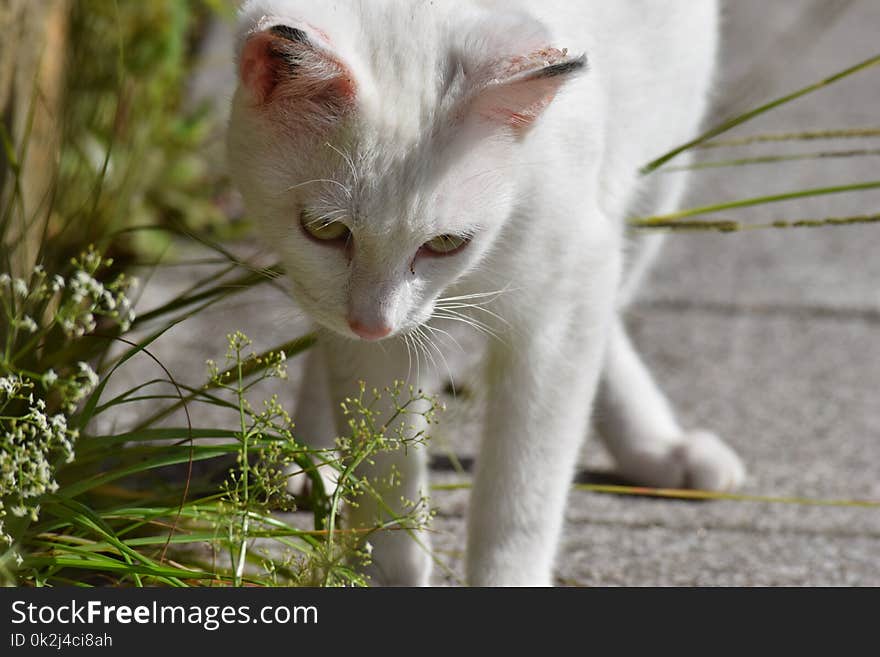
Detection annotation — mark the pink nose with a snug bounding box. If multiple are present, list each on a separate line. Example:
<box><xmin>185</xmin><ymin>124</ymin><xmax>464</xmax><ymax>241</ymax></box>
<box><xmin>348</xmin><ymin>319</ymin><xmax>392</xmax><ymax>341</ymax></box>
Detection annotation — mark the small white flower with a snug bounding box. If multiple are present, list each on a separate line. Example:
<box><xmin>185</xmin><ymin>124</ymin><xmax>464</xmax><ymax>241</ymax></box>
<box><xmin>30</xmin><ymin>408</ymin><xmax>49</xmax><ymax>433</ymax></box>
<box><xmin>43</xmin><ymin>369</ymin><xmax>58</xmax><ymax>387</ymax></box>
<box><xmin>0</xmin><ymin>375</ymin><xmax>17</xmax><ymax>396</ymax></box>
<box><xmin>19</xmin><ymin>315</ymin><xmax>38</xmax><ymax>333</ymax></box>
<box><xmin>122</xmin><ymin>308</ymin><xmax>136</xmax><ymax>330</ymax></box>
<box><xmin>102</xmin><ymin>290</ymin><xmax>117</xmax><ymax>310</ymax></box>
<box><xmin>77</xmin><ymin>362</ymin><xmax>99</xmax><ymax>388</ymax></box>
<box><xmin>0</xmin><ymin>273</ymin><xmax>10</xmax><ymax>286</ymax></box>
<box><xmin>13</xmin><ymin>278</ymin><xmax>28</xmax><ymax>297</ymax></box>
<box><xmin>51</xmin><ymin>275</ymin><xmax>65</xmax><ymax>292</ymax></box>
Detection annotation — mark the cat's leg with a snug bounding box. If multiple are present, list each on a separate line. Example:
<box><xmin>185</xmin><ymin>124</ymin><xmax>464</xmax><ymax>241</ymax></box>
<box><xmin>617</xmin><ymin>233</ymin><xmax>666</xmax><ymax>308</ymax></box>
<box><xmin>287</xmin><ymin>343</ymin><xmax>338</xmax><ymax>495</ymax></box>
<box><xmin>594</xmin><ymin>317</ymin><xmax>745</xmax><ymax>490</ymax></box>
<box><xmin>466</xmin><ymin>256</ymin><xmax>620</xmax><ymax>586</ymax></box>
<box><xmin>595</xmin><ymin>164</ymin><xmax>745</xmax><ymax>490</ymax></box>
<box><xmin>321</xmin><ymin>333</ymin><xmax>437</xmax><ymax>587</ymax></box>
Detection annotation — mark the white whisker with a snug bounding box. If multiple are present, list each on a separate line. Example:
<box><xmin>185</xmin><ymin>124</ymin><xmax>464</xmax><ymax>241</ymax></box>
<box><xmin>436</xmin><ymin>286</ymin><xmax>515</xmax><ymax>304</ymax></box>
<box><xmin>286</xmin><ymin>179</ymin><xmax>353</xmax><ymax>198</ymax></box>
<box><xmin>324</xmin><ymin>142</ymin><xmax>360</xmax><ymax>190</ymax></box>
<box><xmin>415</xmin><ymin>325</ymin><xmax>456</xmax><ymax>391</ymax></box>
<box><xmin>434</xmin><ymin>307</ymin><xmax>495</xmax><ymax>333</ymax></box>
<box><xmin>411</xmin><ymin>328</ymin><xmax>436</xmax><ymax>377</ymax></box>
<box><xmin>409</xmin><ymin>331</ymin><xmax>422</xmax><ymax>384</ymax></box>
<box><xmin>423</xmin><ymin>323</ymin><xmax>464</xmax><ymax>354</ymax></box>
<box><xmin>436</xmin><ymin>302</ymin><xmax>511</xmax><ymax>328</ymax></box>
<box><xmin>421</xmin><ymin>325</ymin><xmax>460</xmax><ymax>394</ymax></box>
<box><xmin>400</xmin><ymin>332</ymin><xmax>414</xmax><ymax>383</ymax></box>
<box><xmin>432</xmin><ymin>310</ymin><xmax>503</xmax><ymax>345</ymax></box>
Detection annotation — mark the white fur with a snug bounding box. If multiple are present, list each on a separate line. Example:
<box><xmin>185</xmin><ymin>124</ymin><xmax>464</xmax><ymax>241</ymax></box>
<box><xmin>228</xmin><ymin>0</ymin><xmax>745</xmax><ymax>586</ymax></box>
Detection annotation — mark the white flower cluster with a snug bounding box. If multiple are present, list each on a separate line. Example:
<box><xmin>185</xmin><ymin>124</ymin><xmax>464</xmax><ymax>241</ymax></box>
<box><xmin>57</xmin><ymin>252</ymin><xmax>137</xmax><ymax>337</ymax></box>
<box><xmin>0</xmin><ymin>247</ymin><xmax>127</xmax><ymax>554</ymax></box>
<box><xmin>53</xmin><ymin>361</ymin><xmax>99</xmax><ymax>415</ymax></box>
<box><xmin>61</xmin><ymin>269</ymin><xmax>135</xmax><ymax>336</ymax></box>
<box><xmin>0</xmin><ymin>274</ymin><xmax>28</xmax><ymax>300</ymax></box>
<box><xmin>0</xmin><ymin>274</ymin><xmax>30</xmax><ymax>299</ymax></box>
<box><xmin>1</xmin><ymin>375</ymin><xmax>78</xmax><ymax>547</ymax></box>
<box><xmin>0</xmin><ymin>248</ymin><xmax>137</xmax><ymax>343</ymax></box>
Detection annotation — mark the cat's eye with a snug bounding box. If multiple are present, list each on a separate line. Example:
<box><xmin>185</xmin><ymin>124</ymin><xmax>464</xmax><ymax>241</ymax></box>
<box><xmin>301</xmin><ymin>210</ymin><xmax>350</xmax><ymax>243</ymax></box>
<box><xmin>422</xmin><ymin>234</ymin><xmax>470</xmax><ymax>256</ymax></box>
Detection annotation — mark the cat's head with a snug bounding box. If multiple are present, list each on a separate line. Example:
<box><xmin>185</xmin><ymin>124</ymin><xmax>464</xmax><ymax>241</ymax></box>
<box><xmin>228</xmin><ymin>1</ymin><xmax>586</xmax><ymax>341</ymax></box>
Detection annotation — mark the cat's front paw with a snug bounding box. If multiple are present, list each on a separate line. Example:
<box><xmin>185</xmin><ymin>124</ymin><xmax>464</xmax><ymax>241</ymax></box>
<box><xmin>362</xmin><ymin>533</ymin><xmax>432</xmax><ymax>587</ymax></box>
<box><xmin>674</xmin><ymin>430</ymin><xmax>746</xmax><ymax>491</ymax></box>
<box><xmin>617</xmin><ymin>431</ymin><xmax>746</xmax><ymax>492</ymax></box>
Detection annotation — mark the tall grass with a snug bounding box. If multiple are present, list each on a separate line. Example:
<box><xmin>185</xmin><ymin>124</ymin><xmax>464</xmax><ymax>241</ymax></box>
<box><xmin>0</xmin><ymin>242</ymin><xmax>438</xmax><ymax>586</ymax></box>
<box><xmin>632</xmin><ymin>50</ymin><xmax>880</xmax><ymax>232</ymax></box>
<box><xmin>1</xmin><ymin>2</ymin><xmax>440</xmax><ymax>587</ymax></box>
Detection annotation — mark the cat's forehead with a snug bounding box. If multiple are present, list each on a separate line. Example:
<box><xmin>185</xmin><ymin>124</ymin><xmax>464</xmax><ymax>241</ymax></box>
<box><xmin>301</xmin><ymin>128</ymin><xmax>491</xmax><ymax>242</ymax></box>
<box><xmin>347</xmin><ymin>4</ymin><xmax>471</xmax><ymax>141</ymax></box>
<box><xmin>313</xmin><ymin>136</ymin><xmax>448</xmax><ymax>231</ymax></box>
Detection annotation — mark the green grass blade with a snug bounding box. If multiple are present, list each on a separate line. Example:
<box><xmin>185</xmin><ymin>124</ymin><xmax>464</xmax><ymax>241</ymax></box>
<box><xmin>632</xmin><ymin>213</ymin><xmax>880</xmax><ymax>233</ymax></box>
<box><xmin>133</xmin><ymin>265</ymin><xmax>283</xmax><ymax>326</ymax></box>
<box><xmin>22</xmin><ymin>556</ymin><xmax>217</xmax><ymax>581</ymax></box>
<box><xmin>632</xmin><ymin>180</ymin><xmax>880</xmax><ymax>225</ymax></box>
<box><xmin>664</xmin><ymin>148</ymin><xmax>880</xmax><ymax>172</ymax></box>
<box><xmin>75</xmin><ymin>322</ymin><xmax>179</xmax><ymax>429</ymax></box>
<box><xmin>431</xmin><ymin>481</ymin><xmax>880</xmax><ymax>508</ymax></box>
<box><xmin>642</xmin><ymin>52</ymin><xmax>880</xmax><ymax>173</ymax></box>
<box><xmin>698</xmin><ymin>127</ymin><xmax>880</xmax><ymax>149</ymax></box>
<box><xmin>60</xmin><ymin>445</ymin><xmax>236</xmax><ymax>497</ymax></box>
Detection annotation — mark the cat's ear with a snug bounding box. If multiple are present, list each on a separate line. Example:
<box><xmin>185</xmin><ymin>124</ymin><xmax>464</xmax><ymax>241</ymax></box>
<box><xmin>469</xmin><ymin>49</ymin><xmax>587</xmax><ymax>133</ymax></box>
<box><xmin>462</xmin><ymin>14</ymin><xmax>587</xmax><ymax>134</ymax></box>
<box><xmin>237</xmin><ymin>23</ymin><xmax>356</xmax><ymax>127</ymax></box>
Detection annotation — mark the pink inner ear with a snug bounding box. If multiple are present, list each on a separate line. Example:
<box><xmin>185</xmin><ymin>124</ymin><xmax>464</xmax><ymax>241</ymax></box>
<box><xmin>239</xmin><ymin>29</ymin><xmax>356</xmax><ymax>117</ymax></box>
<box><xmin>471</xmin><ymin>48</ymin><xmax>581</xmax><ymax>132</ymax></box>
<box><xmin>475</xmin><ymin>77</ymin><xmax>561</xmax><ymax>130</ymax></box>
<box><xmin>240</xmin><ymin>32</ymin><xmax>280</xmax><ymax>103</ymax></box>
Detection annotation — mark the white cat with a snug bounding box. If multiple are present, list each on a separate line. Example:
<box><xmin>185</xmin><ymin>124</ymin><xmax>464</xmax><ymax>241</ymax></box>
<box><xmin>227</xmin><ymin>0</ymin><xmax>745</xmax><ymax>586</ymax></box>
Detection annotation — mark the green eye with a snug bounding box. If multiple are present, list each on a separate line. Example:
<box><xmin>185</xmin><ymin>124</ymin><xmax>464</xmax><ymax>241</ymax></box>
<box><xmin>301</xmin><ymin>210</ymin><xmax>350</xmax><ymax>242</ymax></box>
<box><xmin>423</xmin><ymin>234</ymin><xmax>470</xmax><ymax>255</ymax></box>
